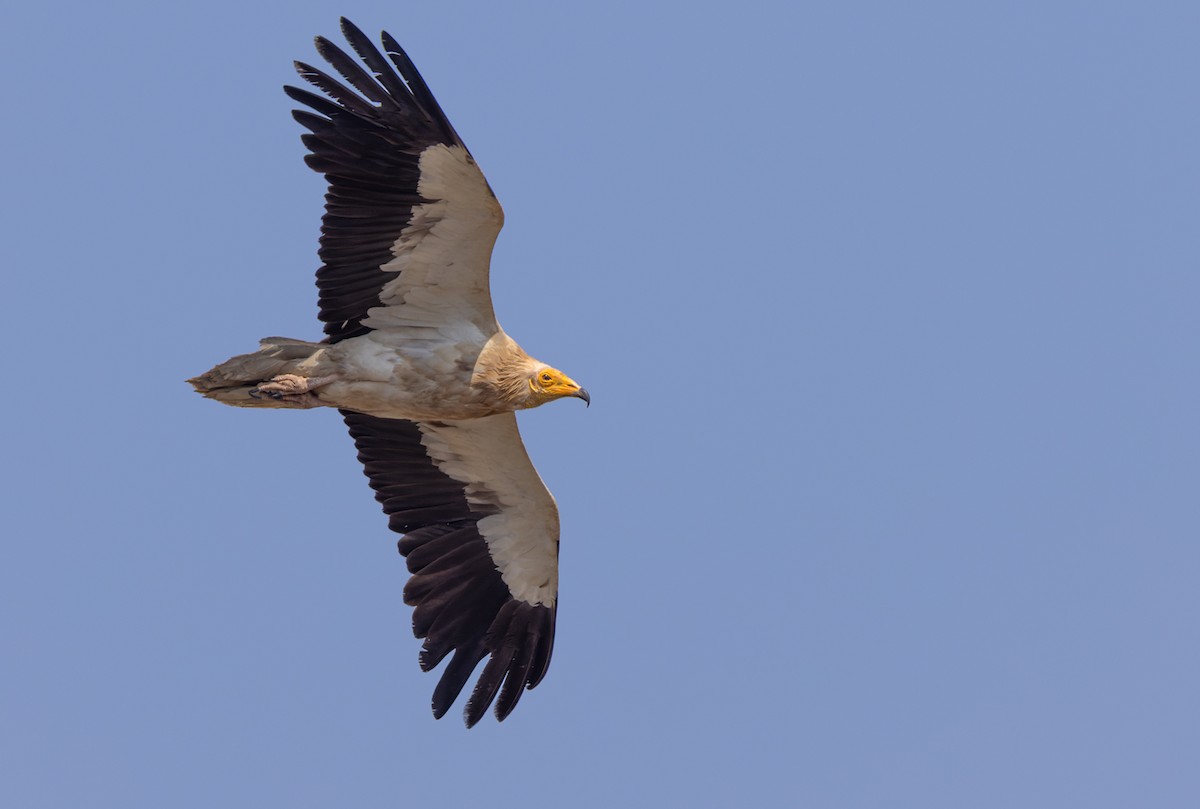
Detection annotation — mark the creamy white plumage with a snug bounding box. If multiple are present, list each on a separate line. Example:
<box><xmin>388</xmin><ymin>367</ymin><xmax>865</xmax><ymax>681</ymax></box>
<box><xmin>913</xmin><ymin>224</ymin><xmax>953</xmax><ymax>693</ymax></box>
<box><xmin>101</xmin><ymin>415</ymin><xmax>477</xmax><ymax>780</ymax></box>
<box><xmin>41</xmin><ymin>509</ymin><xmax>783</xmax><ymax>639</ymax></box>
<box><xmin>189</xmin><ymin>18</ymin><xmax>586</xmax><ymax>726</ymax></box>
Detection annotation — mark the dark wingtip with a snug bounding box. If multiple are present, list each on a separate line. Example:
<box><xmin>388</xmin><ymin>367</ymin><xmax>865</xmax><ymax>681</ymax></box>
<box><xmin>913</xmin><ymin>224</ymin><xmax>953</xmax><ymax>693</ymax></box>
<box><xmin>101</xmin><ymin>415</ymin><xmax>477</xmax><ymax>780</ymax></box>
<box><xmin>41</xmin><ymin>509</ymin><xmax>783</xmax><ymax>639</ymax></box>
<box><xmin>463</xmin><ymin>707</ymin><xmax>483</xmax><ymax>728</ymax></box>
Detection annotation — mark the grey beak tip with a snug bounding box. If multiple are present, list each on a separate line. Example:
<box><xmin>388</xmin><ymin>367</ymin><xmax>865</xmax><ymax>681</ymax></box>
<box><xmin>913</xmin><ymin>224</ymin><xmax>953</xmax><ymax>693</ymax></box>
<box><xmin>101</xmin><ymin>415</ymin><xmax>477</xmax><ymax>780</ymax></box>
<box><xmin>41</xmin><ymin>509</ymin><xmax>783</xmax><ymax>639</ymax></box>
<box><xmin>578</xmin><ymin>388</ymin><xmax>591</xmax><ymax>407</ymax></box>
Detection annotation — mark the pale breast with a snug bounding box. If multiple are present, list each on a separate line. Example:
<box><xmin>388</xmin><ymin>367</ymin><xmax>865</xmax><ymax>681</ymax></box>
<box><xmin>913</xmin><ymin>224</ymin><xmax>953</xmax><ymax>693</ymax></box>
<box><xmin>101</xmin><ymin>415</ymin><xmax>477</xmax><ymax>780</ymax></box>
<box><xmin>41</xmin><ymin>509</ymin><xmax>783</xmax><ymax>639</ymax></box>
<box><xmin>318</xmin><ymin>331</ymin><xmax>499</xmax><ymax>420</ymax></box>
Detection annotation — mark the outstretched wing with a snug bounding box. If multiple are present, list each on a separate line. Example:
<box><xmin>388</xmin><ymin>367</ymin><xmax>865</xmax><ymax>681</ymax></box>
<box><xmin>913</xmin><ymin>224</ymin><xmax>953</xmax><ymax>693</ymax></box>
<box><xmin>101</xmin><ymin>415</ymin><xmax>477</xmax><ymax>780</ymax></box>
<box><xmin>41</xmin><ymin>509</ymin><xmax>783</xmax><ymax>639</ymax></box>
<box><xmin>287</xmin><ymin>18</ymin><xmax>503</xmax><ymax>344</ymax></box>
<box><xmin>343</xmin><ymin>411</ymin><xmax>559</xmax><ymax>727</ymax></box>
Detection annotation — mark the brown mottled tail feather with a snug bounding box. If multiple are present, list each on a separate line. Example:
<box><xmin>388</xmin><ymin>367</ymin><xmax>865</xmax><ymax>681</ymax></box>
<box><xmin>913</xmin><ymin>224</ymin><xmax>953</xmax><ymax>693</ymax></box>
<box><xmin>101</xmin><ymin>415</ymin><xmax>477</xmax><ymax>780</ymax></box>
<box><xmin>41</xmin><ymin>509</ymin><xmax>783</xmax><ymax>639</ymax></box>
<box><xmin>188</xmin><ymin>337</ymin><xmax>325</xmax><ymax>408</ymax></box>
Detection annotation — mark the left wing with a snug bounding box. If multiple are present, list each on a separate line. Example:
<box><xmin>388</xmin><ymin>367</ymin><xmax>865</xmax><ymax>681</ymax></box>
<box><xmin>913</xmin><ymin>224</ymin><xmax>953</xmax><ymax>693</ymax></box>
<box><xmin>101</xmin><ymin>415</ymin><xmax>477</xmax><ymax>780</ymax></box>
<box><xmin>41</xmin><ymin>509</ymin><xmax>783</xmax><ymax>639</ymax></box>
<box><xmin>343</xmin><ymin>411</ymin><xmax>559</xmax><ymax>726</ymax></box>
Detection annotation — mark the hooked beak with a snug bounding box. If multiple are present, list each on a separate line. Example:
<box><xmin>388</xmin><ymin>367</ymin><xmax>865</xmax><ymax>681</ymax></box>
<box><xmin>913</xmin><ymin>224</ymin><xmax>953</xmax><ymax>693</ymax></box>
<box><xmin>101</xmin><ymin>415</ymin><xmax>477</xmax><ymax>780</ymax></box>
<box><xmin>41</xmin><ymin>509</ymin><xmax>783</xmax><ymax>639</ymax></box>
<box><xmin>575</xmin><ymin>388</ymin><xmax>590</xmax><ymax>407</ymax></box>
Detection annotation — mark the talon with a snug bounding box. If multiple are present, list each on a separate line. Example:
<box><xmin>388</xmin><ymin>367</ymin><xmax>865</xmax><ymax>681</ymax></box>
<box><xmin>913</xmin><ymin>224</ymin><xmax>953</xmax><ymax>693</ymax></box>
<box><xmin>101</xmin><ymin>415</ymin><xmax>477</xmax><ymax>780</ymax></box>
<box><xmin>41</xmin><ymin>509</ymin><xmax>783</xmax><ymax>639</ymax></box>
<box><xmin>248</xmin><ymin>389</ymin><xmax>262</xmax><ymax>400</ymax></box>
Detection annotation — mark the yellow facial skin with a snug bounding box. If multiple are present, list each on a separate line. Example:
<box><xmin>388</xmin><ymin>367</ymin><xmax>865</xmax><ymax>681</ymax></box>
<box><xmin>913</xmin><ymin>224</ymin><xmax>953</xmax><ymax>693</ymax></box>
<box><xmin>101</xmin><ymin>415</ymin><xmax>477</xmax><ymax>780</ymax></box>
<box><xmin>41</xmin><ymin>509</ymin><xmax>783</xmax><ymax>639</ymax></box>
<box><xmin>529</xmin><ymin>367</ymin><xmax>590</xmax><ymax>406</ymax></box>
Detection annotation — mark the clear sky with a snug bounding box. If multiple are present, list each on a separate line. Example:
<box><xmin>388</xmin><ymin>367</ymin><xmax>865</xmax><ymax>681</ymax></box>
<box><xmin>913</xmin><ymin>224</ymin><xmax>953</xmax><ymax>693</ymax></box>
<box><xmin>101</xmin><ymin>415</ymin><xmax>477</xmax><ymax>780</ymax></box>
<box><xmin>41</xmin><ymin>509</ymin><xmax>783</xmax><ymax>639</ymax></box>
<box><xmin>4</xmin><ymin>1</ymin><xmax>1199</xmax><ymax>806</ymax></box>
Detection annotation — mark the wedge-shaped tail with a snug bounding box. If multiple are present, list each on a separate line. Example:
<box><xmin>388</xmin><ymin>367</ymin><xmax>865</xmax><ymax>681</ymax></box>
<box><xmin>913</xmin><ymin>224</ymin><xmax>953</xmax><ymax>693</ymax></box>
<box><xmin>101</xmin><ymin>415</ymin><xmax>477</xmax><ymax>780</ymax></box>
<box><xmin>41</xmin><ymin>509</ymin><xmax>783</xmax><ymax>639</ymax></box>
<box><xmin>188</xmin><ymin>337</ymin><xmax>324</xmax><ymax>407</ymax></box>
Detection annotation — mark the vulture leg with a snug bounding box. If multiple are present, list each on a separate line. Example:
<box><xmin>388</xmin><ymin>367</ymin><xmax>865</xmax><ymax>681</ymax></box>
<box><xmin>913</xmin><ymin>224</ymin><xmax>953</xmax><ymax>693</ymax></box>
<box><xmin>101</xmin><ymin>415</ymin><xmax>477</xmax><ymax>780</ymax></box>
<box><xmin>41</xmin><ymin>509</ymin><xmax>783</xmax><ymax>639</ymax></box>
<box><xmin>252</xmin><ymin>374</ymin><xmax>337</xmax><ymax>406</ymax></box>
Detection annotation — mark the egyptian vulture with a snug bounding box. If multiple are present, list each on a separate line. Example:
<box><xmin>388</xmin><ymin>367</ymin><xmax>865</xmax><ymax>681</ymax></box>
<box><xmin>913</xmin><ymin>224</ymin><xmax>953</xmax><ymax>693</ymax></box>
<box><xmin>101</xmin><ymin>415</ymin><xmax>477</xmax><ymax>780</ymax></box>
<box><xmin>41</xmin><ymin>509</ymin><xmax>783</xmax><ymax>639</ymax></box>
<box><xmin>189</xmin><ymin>19</ymin><xmax>588</xmax><ymax>727</ymax></box>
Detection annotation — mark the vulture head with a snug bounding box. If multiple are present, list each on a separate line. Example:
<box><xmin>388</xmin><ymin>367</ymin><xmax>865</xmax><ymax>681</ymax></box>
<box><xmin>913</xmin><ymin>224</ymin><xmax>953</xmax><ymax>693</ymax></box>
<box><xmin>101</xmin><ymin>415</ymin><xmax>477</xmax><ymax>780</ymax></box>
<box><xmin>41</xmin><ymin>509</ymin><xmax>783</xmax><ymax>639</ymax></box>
<box><xmin>528</xmin><ymin>366</ymin><xmax>590</xmax><ymax>408</ymax></box>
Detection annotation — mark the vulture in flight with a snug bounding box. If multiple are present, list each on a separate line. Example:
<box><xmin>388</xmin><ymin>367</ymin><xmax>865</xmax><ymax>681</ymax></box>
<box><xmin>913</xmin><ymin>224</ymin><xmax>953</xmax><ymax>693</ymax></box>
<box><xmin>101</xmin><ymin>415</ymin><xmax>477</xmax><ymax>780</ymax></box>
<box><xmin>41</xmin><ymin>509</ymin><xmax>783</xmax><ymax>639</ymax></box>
<box><xmin>189</xmin><ymin>18</ymin><xmax>588</xmax><ymax>727</ymax></box>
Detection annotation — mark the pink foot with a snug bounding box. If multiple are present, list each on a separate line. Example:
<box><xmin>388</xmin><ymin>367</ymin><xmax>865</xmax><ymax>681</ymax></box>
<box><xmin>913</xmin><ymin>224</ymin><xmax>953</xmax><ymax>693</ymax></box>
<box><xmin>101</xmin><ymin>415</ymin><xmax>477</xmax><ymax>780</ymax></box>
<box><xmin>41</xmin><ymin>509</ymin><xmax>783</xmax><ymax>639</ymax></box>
<box><xmin>251</xmin><ymin>374</ymin><xmax>336</xmax><ymax>407</ymax></box>
<box><xmin>256</xmin><ymin>374</ymin><xmax>314</xmax><ymax>396</ymax></box>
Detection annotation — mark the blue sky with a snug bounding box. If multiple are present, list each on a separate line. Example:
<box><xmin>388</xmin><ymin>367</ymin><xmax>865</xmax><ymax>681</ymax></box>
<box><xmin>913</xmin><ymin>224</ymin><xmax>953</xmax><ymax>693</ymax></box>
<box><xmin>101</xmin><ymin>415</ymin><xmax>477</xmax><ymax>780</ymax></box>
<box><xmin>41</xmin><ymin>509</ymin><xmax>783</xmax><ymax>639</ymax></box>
<box><xmin>4</xmin><ymin>1</ymin><xmax>1199</xmax><ymax>806</ymax></box>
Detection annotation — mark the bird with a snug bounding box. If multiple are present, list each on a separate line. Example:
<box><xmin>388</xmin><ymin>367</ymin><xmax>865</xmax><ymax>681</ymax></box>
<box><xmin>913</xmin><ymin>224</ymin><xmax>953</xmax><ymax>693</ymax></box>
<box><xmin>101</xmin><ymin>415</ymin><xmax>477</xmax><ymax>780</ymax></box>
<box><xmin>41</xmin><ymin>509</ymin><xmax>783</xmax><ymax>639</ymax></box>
<box><xmin>188</xmin><ymin>18</ymin><xmax>588</xmax><ymax>727</ymax></box>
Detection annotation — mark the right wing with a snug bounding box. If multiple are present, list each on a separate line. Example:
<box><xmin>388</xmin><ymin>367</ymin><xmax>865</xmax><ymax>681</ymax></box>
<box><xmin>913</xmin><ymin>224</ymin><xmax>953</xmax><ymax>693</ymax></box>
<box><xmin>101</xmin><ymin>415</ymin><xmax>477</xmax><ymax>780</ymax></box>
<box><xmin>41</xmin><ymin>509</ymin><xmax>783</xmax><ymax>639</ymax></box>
<box><xmin>287</xmin><ymin>18</ymin><xmax>504</xmax><ymax>344</ymax></box>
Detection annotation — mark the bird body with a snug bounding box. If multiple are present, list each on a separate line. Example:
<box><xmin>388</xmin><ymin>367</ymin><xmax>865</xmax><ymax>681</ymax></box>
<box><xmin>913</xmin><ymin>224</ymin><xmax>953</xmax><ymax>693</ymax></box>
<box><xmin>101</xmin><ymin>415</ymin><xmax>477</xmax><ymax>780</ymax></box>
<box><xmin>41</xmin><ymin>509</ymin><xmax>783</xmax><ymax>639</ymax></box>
<box><xmin>188</xmin><ymin>19</ymin><xmax>586</xmax><ymax>726</ymax></box>
<box><xmin>191</xmin><ymin>327</ymin><xmax>565</xmax><ymax>421</ymax></box>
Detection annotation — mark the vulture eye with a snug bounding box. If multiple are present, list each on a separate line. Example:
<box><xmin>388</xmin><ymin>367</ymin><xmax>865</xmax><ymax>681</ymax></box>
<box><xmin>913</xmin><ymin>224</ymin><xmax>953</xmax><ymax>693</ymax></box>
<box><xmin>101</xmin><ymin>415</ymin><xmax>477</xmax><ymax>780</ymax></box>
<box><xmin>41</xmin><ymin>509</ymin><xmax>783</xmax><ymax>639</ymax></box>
<box><xmin>540</xmin><ymin>372</ymin><xmax>554</xmax><ymax>385</ymax></box>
